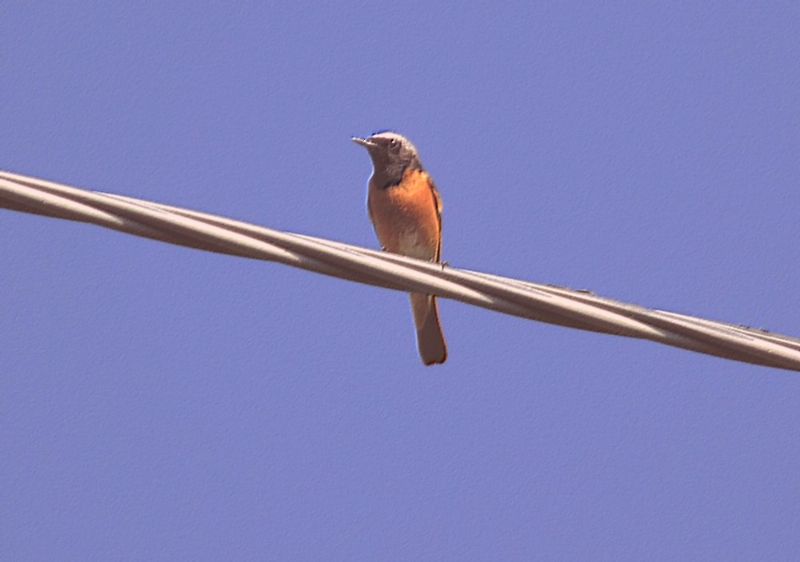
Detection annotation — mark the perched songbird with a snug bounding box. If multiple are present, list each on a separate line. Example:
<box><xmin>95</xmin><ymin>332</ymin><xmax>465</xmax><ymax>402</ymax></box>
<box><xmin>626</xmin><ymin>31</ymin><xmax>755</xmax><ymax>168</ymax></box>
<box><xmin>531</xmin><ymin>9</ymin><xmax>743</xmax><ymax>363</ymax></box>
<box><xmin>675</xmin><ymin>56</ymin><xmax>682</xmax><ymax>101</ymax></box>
<box><xmin>352</xmin><ymin>131</ymin><xmax>448</xmax><ymax>365</ymax></box>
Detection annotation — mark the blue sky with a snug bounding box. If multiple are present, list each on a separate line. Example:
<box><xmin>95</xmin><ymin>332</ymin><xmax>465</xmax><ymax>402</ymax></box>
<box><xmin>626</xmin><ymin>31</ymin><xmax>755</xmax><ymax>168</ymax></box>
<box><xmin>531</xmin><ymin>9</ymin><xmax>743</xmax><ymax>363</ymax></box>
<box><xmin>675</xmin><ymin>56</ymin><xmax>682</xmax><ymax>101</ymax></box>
<box><xmin>2</xmin><ymin>3</ymin><xmax>799</xmax><ymax>560</ymax></box>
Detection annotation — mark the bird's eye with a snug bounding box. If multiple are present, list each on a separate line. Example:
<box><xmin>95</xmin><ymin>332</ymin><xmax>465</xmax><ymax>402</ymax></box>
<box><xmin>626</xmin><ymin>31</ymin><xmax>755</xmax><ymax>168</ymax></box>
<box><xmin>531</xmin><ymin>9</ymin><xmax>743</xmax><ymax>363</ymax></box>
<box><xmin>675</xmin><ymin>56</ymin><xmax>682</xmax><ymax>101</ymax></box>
<box><xmin>389</xmin><ymin>139</ymin><xmax>400</xmax><ymax>150</ymax></box>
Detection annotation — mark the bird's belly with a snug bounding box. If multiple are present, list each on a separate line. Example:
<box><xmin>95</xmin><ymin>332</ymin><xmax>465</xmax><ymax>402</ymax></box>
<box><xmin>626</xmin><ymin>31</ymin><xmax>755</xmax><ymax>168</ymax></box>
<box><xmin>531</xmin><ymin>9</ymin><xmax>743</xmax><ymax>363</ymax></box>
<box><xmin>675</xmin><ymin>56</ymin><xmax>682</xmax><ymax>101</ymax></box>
<box><xmin>395</xmin><ymin>228</ymin><xmax>434</xmax><ymax>260</ymax></box>
<box><xmin>372</xmin><ymin>208</ymin><xmax>438</xmax><ymax>261</ymax></box>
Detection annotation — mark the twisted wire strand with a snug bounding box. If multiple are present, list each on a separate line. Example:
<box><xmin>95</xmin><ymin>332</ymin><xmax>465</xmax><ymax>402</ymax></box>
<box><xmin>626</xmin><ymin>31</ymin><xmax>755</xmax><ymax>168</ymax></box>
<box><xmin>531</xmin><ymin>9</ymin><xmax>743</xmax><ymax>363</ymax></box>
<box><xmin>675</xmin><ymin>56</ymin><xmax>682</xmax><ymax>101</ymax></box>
<box><xmin>2</xmin><ymin>169</ymin><xmax>798</xmax><ymax>372</ymax></box>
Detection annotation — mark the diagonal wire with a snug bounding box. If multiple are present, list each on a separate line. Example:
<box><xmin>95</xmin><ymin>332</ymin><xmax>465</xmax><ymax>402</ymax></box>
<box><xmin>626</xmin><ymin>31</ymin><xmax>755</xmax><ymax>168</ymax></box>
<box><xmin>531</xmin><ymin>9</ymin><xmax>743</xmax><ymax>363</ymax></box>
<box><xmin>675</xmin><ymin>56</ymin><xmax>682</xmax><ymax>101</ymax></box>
<box><xmin>2</xmin><ymin>169</ymin><xmax>799</xmax><ymax>372</ymax></box>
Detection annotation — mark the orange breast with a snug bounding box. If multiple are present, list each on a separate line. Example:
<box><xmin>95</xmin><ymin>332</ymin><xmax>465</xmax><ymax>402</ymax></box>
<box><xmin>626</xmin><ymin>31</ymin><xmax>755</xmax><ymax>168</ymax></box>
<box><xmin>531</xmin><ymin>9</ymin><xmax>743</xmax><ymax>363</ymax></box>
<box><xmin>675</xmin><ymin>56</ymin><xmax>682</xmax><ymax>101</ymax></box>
<box><xmin>368</xmin><ymin>169</ymin><xmax>442</xmax><ymax>261</ymax></box>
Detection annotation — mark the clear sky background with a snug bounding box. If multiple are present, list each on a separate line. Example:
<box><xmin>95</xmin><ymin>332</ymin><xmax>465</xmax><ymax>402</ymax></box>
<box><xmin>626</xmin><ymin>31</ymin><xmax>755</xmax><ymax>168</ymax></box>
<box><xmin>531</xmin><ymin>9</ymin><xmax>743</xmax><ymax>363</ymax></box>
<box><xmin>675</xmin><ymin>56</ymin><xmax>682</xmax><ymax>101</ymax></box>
<box><xmin>2</xmin><ymin>3</ymin><xmax>799</xmax><ymax>560</ymax></box>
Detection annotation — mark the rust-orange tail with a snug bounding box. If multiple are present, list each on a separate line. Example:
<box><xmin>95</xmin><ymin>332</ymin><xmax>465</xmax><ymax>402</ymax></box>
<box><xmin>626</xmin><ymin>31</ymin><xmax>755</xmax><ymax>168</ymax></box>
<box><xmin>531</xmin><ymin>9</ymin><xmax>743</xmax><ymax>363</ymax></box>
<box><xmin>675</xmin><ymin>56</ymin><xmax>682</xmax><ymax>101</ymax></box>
<box><xmin>410</xmin><ymin>293</ymin><xmax>447</xmax><ymax>365</ymax></box>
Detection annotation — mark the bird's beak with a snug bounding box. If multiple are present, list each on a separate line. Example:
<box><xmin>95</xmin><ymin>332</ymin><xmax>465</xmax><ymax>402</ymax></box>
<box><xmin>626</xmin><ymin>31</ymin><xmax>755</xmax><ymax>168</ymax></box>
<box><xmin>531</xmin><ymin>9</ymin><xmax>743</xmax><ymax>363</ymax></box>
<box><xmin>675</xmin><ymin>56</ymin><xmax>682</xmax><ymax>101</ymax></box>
<box><xmin>351</xmin><ymin>136</ymin><xmax>375</xmax><ymax>148</ymax></box>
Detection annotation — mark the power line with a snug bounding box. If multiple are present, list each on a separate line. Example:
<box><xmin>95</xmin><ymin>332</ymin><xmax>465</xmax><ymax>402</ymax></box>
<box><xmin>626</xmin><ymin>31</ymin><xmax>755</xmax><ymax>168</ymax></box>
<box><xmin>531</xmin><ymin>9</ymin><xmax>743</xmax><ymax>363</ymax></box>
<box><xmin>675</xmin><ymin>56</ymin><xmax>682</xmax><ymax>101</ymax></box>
<box><xmin>2</xmin><ymin>169</ymin><xmax>799</xmax><ymax>372</ymax></box>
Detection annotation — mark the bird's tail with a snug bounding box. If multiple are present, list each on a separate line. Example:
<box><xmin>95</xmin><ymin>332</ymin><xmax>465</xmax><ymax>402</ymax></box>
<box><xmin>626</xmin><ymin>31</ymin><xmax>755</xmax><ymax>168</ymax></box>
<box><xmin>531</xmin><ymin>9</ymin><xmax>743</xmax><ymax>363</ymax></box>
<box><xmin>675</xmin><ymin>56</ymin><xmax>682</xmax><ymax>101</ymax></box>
<box><xmin>410</xmin><ymin>293</ymin><xmax>448</xmax><ymax>365</ymax></box>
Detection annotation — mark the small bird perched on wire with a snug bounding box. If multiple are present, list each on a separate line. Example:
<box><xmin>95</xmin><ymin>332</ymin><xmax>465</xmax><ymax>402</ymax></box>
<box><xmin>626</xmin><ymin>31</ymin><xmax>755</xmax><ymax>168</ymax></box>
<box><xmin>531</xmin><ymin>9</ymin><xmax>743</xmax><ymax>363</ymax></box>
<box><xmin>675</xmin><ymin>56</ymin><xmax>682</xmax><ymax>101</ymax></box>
<box><xmin>352</xmin><ymin>131</ymin><xmax>448</xmax><ymax>365</ymax></box>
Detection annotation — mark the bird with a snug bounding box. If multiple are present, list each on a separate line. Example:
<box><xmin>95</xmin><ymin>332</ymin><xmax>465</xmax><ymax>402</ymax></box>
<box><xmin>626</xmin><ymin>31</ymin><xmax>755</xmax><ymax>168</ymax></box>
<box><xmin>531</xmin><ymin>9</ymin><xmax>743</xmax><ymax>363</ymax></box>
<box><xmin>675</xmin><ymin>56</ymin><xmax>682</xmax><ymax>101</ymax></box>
<box><xmin>352</xmin><ymin>131</ymin><xmax>448</xmax><ymax>366</ymax></box>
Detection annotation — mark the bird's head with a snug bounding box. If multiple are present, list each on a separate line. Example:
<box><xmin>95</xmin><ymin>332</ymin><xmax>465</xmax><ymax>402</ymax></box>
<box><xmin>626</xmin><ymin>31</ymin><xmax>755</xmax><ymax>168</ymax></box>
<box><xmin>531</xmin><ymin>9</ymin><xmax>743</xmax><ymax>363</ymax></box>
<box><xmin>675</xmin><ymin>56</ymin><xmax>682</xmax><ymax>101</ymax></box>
<box><xmin>352</xmin><ymin>131</ymin><xmax>423</xmax><ymax>188</ymax></box>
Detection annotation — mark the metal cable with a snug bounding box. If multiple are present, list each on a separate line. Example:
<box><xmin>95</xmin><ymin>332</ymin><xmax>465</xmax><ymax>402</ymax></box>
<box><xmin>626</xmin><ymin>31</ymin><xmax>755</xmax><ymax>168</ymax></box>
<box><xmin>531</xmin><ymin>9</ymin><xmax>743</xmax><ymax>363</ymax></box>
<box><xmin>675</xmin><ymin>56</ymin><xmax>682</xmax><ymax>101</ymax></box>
<box><xmin>2</xmin><ymin>169</ymin><xmax>799</xmax><ymax>372</ymax></box>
